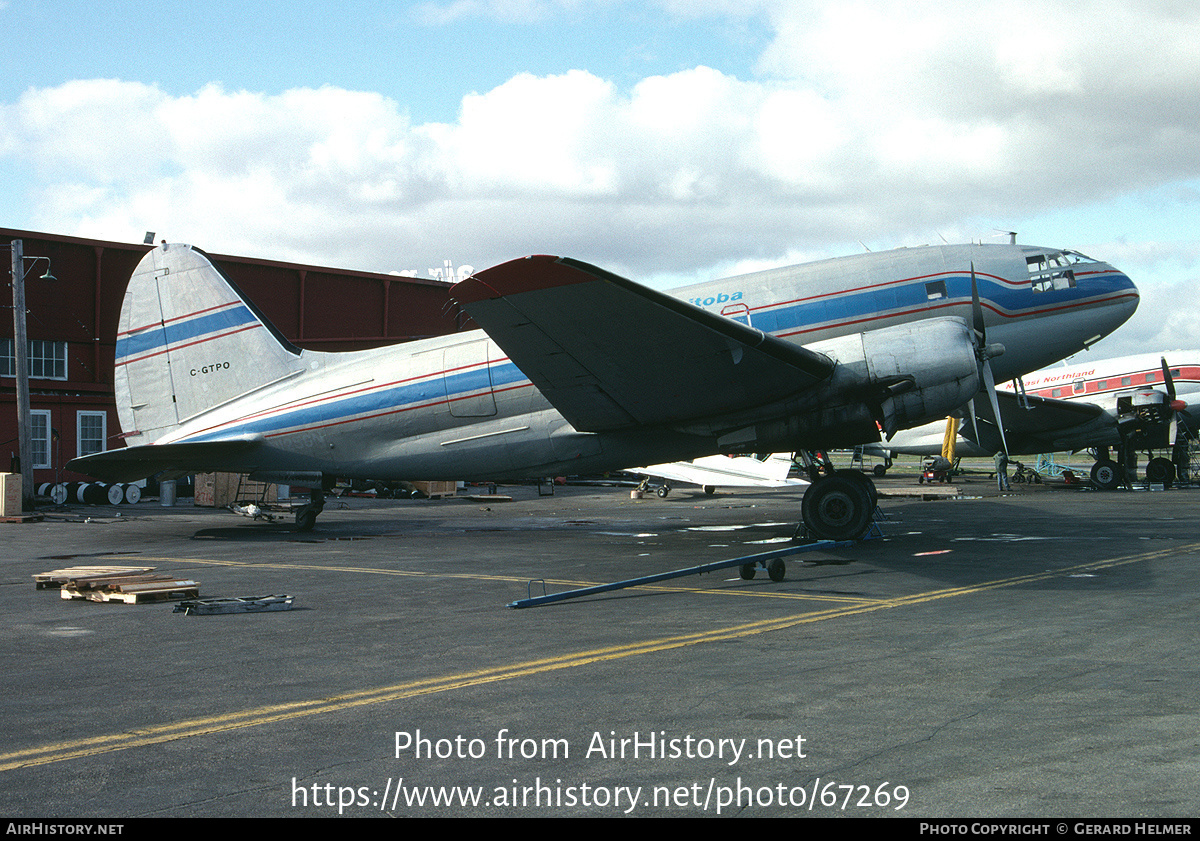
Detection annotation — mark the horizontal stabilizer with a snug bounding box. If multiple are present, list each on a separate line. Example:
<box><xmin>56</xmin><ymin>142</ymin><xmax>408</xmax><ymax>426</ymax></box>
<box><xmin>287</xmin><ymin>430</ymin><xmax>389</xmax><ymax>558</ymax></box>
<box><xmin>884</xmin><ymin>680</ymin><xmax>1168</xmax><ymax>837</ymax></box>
<box><xmin>452</xmin><ymin>256</ymin><xmax>835</xmax><ymax>431</ymax></box>
<box><xmin>67</xmin><ymin>437</ymin><xmax>263</xmax><ymax>483</ymax></box>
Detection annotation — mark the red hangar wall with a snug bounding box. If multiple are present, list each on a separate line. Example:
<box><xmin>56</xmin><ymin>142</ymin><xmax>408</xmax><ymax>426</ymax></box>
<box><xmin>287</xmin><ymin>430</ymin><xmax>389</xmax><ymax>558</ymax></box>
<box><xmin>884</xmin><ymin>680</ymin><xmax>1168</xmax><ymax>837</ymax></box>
<box><xmin>2</xmin><ymin>227</ymin><xmax>464</xmax><ymax>486</ymax></box>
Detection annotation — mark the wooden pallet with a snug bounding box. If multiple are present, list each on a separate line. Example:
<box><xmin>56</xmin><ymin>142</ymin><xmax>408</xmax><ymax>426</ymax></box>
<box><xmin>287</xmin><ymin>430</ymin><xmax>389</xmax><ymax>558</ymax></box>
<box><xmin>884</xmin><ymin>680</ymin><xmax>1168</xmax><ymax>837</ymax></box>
<box><xmin>1</xmin><ymin>513</ymin><xmax>44</xmax><ymax>524</ymax></box>
<box><xmin>58</xmin><ymin>572</ymin><xmax>199</xmax><ymax>604</ymax></box>
<box><xmin>34</xmin><ymin>565</ymin><xmax>156</xmax><ymax>590</ymax></box>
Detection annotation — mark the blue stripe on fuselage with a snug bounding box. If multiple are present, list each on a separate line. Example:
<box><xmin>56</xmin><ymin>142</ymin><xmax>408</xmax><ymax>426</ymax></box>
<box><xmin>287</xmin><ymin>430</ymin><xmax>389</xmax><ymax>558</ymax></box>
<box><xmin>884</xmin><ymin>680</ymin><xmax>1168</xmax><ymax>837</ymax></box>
<box><xmin>745</xmin><ymin>271</ymin><xmax>1129</xmax><ymax>335</ymax></box>
<box><xmin>182</xmin><ymin>360</ymin><xmax>530</xmax><ymax>442</ymax></box>
<box><xmin>116</xmin><ymin>305</ymin><xmax>258</xmax><ymax>361</ymax></box>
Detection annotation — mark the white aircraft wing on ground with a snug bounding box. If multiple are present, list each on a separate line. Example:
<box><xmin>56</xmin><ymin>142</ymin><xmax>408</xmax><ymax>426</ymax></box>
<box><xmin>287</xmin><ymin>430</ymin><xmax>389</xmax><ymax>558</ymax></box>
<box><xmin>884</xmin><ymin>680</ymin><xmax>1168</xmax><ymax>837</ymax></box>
<box><xmin>632</xmin><ymin>454</ymin><xmax>806</xmax><ymax>496</ymax></box>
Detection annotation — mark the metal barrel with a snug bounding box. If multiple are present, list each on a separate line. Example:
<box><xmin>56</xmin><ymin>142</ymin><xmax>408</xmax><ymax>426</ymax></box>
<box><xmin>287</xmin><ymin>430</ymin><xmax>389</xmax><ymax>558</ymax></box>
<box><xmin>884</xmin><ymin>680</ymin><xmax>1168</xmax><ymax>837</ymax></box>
<box><xmin>77</xmin><ymin>482</ymin><xmax>111</xmax><ymax>505</ymax></box>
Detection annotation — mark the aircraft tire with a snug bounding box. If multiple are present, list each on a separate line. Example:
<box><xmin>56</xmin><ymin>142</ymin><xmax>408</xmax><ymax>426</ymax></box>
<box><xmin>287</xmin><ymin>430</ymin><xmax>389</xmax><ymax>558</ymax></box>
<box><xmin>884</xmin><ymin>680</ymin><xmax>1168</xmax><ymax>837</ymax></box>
<box><xmin>837</xmin><ymin>469</ymin><xmax>879</xmax><ymax>506</ymax></box>
<box><xmin>801</xmin><ymin>475</ymin><xmax>873</xmax><ymax>541</ymax></box>
<box><xmin>295</xmin><ymin>509</ymin><xmax>318</xmax><ymax>532</ymax></box>
<box><xmin>767</xmin><ymin>558</ymin><xmax>786</xmax><ymax>582</ymax></box>
<box><xmin>740</xmin><ymin>563</ymin><xmax>756</xmax><ymax>580</ymax></box>
<box><xmin>1091</xmin><ymin>460</ymin><xmax>1120</xmax><ymax>491</ymax></box>
<box><xmin>703</xmin><ymin>485</ymin><xmax>716</xmax><ymax>495</ymax></box>
<box><xmin>1146</xmin><ymin>457</ymin><xmax>1175</xmax><ymax>487</ymax></box>
<box><xmin>873</xmin><ymin>463</ymin><xmax>887</xmax><ymax>478</ymax></box>
<box><xmin>656</xmin><ymin>485</ymin><xmax>670</xmax><ymax>498</ymax></box>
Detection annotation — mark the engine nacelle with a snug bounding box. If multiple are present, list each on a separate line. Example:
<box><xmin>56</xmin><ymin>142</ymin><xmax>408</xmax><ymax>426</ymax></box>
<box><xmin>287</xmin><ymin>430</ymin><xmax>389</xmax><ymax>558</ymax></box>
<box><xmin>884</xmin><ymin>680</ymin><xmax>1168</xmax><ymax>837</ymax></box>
<box><xmin>811</xmin><ymin>317</ymin><xmax>981</xmax><ymax>434</ymax></box>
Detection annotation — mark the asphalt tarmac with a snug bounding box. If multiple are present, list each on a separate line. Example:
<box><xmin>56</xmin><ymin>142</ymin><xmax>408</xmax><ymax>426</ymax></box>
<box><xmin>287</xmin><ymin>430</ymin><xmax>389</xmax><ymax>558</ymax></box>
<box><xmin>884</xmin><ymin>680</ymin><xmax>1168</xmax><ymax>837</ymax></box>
<box><xmin>2</xmin><ymin>472</ymin><xmax>1198</xmax><ymax>818</ymax></box>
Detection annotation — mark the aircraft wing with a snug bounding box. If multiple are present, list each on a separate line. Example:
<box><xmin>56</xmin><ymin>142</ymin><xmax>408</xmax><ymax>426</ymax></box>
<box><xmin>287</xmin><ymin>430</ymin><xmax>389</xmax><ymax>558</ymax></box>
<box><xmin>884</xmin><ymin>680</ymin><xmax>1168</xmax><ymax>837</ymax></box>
<box><xmin>635</xmin><ymin>454</ymin><xmax>807</xmax><ymax>488</ymax></box>
<box><xmin>452</xmin><ymin>256</ymin><xmax>835</xmax><ymax>432</ymax></box>
<box><xmin>67</xmin><ymin>437</ymin><xmax>263</xmax><ymax>483</ymax></box>
<box><xmin>960</xmin><ymin>390</ymin><xmax>1107</xmax><ymax>453</ymax></box>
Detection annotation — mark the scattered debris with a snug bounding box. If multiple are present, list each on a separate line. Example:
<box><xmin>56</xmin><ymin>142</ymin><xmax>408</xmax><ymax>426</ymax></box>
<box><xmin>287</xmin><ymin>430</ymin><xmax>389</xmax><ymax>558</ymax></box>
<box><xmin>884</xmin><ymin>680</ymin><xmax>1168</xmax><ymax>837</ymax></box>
<box><xmin>174</xmin><ymin>594</ymin><xmax>295</xmax><ymax>615</ymax></box>
<box><xmin>229</xmin><ymin>502</ymin><xmax>283</xmax><ymax>521</ymax></box>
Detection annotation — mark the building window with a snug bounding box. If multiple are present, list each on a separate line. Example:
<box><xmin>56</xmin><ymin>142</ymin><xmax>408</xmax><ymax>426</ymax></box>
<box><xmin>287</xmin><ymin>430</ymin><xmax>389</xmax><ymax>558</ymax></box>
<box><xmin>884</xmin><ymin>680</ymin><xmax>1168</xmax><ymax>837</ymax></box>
<box><xmin>1</xmin><ymin>339</ymin><xmax>68</xmax><ymax>380</ymax></box>
<box><xmin>31</xmin><ymin>410</ymin><xmax>52</xmax><ymax>469</ymax></box>
<box><xmin>77</xmin><ymin>411</ymin><xmax>107</xmax><ymax>458</ymax></box>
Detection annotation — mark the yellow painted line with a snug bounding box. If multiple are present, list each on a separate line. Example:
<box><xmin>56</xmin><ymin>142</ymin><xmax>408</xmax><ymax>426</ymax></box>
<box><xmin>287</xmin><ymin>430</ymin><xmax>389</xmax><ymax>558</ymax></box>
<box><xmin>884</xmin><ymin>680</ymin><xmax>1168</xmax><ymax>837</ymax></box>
<box><xmin>136</xmin><ymin>555</ymin><xmax>881</xmax><ymax>603</ymax></box>
<box><xmin>7</xmin><ymin>543</ymin><xmax>1191</xmax><ymax>772</ymax></box>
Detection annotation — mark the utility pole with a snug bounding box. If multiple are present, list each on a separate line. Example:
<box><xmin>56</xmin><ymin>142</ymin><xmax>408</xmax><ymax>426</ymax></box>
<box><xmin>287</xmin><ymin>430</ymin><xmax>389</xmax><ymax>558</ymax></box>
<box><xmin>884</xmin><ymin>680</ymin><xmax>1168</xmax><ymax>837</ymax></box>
<box><xmin>10</xmin><ymin>239</ymin><xmax>34</xmax><ymax>510</ymax></box>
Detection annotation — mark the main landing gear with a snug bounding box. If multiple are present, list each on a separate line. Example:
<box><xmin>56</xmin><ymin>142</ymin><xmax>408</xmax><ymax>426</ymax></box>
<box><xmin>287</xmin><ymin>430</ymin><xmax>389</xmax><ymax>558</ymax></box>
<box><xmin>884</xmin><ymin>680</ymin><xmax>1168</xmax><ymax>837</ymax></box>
<box><xmin>799</xmin><ymin>469</ymin><xmax>877</xmax><ymax>542</ymax></box>
<box><xmin>738</xmin><ymin>472</ymin><xmax>874</xmax><ymax>586</ymax></box>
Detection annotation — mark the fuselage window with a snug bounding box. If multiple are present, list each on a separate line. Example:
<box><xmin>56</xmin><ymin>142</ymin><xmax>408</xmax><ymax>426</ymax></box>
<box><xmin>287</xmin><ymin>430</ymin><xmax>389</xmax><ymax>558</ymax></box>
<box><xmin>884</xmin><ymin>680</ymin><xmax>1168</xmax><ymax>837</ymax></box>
<box><xmin>925</xmin><ymin>280</ymin><xmax>947</xmax><ymax>300</ymax></box>
<box><xmin>1073</xmin><ymin>381</ymin><xmax>1085</xmax><ymax>393</ymax></box>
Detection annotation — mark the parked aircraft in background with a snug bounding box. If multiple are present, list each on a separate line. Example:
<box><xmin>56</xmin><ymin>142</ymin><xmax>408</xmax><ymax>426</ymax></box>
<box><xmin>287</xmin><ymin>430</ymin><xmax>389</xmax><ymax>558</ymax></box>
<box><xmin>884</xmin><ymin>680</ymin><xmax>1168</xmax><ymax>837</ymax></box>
<box><xmin>69</xmin><ymin>241</ymin><xmax>1137</xmax><ymax>538</ymax></box>
<box><xmin>632</xmin><ymin>453</ymin><xmax>806</xmax><ymax>497</ymax></box>
<box><xmin>866</xmin><ymin>351</ymin><xmax>1198</xmax><ymax>488</ymax></box>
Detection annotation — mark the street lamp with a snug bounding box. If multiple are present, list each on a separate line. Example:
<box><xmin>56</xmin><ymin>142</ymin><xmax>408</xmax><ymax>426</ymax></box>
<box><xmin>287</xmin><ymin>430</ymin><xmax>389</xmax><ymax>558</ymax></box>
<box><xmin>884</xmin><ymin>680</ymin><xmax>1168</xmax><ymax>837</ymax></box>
<box><xmin>7</xmin><ymin>239</ymin><xmax>55</xmax><ymax>511</ymax></box>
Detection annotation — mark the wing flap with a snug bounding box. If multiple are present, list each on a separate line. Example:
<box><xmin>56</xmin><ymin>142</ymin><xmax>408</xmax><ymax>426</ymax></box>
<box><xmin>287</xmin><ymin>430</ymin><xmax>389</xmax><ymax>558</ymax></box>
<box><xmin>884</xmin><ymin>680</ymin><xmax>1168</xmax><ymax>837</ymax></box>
<box><xmin>452</xmin><ymin>256</ymin><xmax>835</xmax><ymax>432</ymax></box>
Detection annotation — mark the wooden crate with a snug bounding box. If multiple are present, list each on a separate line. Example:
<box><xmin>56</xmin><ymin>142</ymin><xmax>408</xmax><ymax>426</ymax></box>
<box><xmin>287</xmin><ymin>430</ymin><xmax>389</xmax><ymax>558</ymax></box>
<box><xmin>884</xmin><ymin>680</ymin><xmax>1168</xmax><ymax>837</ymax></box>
<box><xmin>411</xmin><ymin>481</ymin><xmax>457</xmax><ymax>499</ymax></box>
<box><xmin>194</xmin><ymin>473</ymin><xmax>278</xmax><ymax>507</ymax></box>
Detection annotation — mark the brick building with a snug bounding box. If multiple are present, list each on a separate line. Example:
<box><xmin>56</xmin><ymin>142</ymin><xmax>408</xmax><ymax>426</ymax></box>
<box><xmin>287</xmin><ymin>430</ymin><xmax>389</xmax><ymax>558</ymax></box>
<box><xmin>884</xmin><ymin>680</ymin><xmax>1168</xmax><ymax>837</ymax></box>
<box><xmin>2</xmin><ymin>228</ymin><xmax>462</xmax><ymax>486</ymax></box>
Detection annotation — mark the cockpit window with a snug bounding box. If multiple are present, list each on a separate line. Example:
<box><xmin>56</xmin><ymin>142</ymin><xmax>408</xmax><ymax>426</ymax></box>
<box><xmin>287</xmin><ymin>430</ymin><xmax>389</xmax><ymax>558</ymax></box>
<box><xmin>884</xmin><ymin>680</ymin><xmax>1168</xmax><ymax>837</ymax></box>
<box><xmin>1027</xmin><ymin>251</ymin><xmax>1077</xmax><ymax>293</ymax></box>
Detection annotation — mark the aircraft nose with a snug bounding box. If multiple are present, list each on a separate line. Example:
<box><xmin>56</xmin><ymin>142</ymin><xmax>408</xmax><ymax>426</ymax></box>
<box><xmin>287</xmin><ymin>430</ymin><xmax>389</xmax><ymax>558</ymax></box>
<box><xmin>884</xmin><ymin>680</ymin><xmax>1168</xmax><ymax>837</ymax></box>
<box><xmin>1116</xmin><ymin>268</ymin><xmax>1139</xmax><ymax>316</ymax></box>
<box><xmin>1086</xmin><ymin>263</ymin><xmax>1138</xmax><ymax>340</ymax></box>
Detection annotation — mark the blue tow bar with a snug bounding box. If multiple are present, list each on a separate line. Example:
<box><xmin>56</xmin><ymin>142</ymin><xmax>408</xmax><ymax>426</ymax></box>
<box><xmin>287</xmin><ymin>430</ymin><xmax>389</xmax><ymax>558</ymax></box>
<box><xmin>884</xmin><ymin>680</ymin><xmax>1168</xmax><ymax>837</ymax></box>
<box><xmin>508</xmin><ymin>540</ymin><xmax>854</xmax><ymax>609</ymax></box>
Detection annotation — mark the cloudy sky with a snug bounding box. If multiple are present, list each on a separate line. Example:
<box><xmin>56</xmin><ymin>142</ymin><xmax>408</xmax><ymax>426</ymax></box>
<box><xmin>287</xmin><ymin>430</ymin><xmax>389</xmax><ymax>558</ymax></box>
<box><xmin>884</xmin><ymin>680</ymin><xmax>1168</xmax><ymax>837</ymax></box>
<box><xmin>2</xmin><ymin>0</ymin><xmax>1198</xmax><ymax>359</ymax></box>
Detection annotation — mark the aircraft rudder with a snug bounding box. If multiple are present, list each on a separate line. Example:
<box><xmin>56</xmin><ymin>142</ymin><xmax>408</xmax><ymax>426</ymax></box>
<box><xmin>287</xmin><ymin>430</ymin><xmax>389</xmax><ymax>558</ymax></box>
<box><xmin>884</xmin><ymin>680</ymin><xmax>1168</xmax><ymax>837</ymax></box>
<box><xmin>114</xmin><ymin>243</ymin><xmax>302</xmax><ymax>444</ymax></box>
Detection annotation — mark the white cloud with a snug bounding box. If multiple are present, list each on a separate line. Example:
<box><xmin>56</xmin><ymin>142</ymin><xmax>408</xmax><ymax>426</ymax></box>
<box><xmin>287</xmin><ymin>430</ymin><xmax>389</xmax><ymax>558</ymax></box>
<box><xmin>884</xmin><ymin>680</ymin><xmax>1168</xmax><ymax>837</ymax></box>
<box><xmin>2</xmin><ymin>1</ymin><xmax>1198</xmax><ymax>288</ymax></box>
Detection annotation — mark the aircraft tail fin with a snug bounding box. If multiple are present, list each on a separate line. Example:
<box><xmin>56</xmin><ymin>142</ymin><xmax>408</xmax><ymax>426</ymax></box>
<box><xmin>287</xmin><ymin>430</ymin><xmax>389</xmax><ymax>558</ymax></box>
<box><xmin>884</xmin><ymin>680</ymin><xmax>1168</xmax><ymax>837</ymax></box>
<box><xmin>114</xmin><ymin>243</ymin><xmax>303</xmax><ymax>445</ymax></box>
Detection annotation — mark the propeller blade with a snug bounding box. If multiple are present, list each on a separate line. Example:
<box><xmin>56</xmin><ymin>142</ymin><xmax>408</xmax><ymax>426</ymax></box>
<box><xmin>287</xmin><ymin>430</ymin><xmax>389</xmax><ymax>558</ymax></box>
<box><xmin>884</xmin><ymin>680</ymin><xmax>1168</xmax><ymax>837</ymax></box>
<box><xmin>1161</xmin><ymin>357</ymin><xmax>1176</xmax><ymax>401</ymax></box>
<box><xmin>971</xmin><ymin>262</ymin><xmax>986</xmax><ymax>343</ymax></box>
<box><xmin>969</xmin><ymin>261</ymin><xmax>1009</xmax><ymax>454</ymax></box>
<box><xmin>982</xmin><ymin>359</ymin><xmax>1010</xmax><ymax>456</ymax></box>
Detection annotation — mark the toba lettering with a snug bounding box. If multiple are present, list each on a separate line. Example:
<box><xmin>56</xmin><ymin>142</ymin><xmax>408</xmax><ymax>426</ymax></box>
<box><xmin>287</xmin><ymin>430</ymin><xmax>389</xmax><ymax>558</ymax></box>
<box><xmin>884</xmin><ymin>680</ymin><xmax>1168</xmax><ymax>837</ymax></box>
<box><xmin>686</xmin><ymin>291</ymin><xmax>743</xmax><ymax>308</ymax></box>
